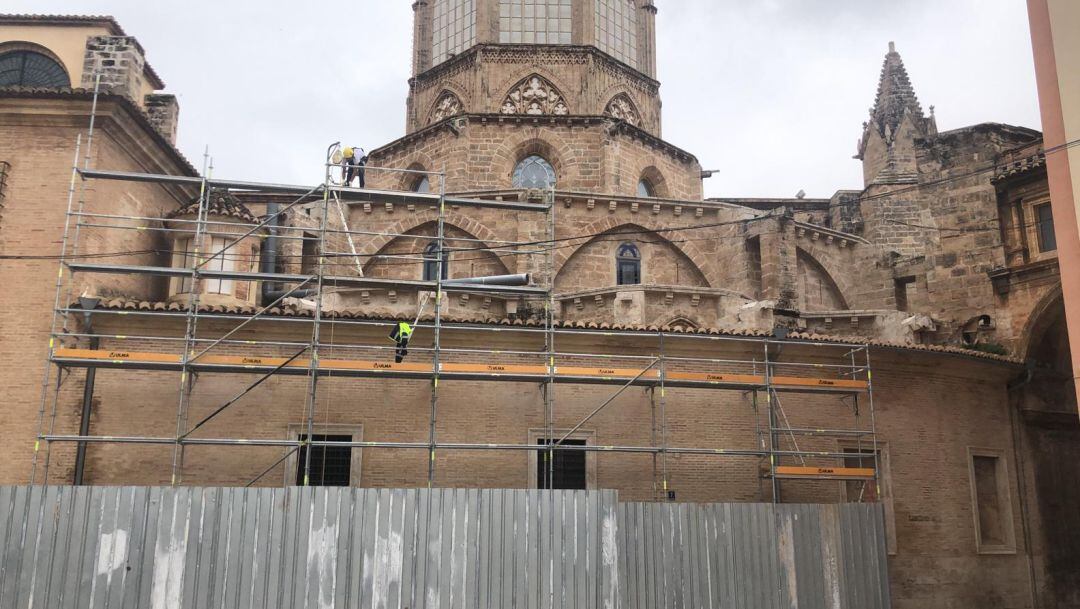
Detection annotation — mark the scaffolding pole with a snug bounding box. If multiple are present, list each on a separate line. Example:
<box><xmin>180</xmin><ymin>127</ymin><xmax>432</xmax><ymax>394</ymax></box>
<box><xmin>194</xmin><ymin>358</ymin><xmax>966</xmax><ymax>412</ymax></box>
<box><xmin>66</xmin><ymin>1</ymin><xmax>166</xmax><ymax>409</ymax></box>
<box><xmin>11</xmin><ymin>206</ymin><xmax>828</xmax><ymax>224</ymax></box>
<box><xmin>300</xmin><ymin>155</ymin><xmax>335</xmax><ymax>486</ymax></box>
<box><xmin>170</xmin><ymin>148</ymin><xmax>211</xmax><ymax>485</ymax></box>
<box><xmin>31</xmin><ymin>163</ymin><xmax>882</xmax><ymax>495</ymax></box>
<box><xmin>426</xmin><ymin>168</ymin><xmax>447</xmax><ymax>486</ymax></box>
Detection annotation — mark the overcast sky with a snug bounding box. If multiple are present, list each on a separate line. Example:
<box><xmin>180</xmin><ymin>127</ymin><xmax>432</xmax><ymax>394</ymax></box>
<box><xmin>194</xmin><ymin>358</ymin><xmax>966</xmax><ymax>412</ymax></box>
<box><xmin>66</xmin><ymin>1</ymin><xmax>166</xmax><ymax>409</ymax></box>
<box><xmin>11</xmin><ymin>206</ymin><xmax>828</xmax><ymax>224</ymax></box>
<box><xmin>13</xmin><ymin>0</ymin><xmax>1041</xmax><ymax>198</ymax></box>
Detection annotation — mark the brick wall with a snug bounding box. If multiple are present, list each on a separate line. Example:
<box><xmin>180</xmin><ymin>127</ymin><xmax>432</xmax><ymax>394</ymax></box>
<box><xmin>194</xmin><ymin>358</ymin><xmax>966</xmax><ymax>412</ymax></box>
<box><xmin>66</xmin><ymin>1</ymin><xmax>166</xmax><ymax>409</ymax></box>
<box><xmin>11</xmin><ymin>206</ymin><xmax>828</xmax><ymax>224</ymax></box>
<box><xmin>0</xmin><ymin>95</ymin><xmax>192</xmax><ymax>485</ymax></box>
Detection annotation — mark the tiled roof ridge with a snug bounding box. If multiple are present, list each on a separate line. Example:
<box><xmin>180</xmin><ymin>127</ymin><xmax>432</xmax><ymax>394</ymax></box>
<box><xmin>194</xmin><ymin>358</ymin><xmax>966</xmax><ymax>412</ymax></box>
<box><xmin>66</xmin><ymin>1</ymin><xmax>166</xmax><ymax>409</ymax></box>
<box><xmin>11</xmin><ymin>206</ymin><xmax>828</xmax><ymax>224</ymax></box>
<box><xmin>0</xmin><ymin>14</ymin><xmax>126</xmax><ymax>35</ymax></box>
<box><xmin>84</xmin><ymin>297</ymin><xmax>1022</xmax><ymax>364</ymax></box>
<box><xmin>166</xmin><ymin>188</ymin><xmax>260</xmax><ymax>223</ymax></box>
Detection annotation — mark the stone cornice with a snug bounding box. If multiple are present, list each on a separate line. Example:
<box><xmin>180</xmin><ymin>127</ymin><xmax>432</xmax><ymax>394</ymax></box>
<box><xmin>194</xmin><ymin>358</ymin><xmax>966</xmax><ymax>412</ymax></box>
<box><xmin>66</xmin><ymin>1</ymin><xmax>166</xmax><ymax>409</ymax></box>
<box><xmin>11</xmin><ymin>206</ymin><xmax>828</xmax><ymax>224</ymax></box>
<box><xmin>410</xmin><ymin>43</ymin><xmax>660</xmax><ymax>91</ymax></box>
<box><xmin>369</xmin><ymin>113</ymin><xmax>699</xmax><ymax>165</ymax></box>
<box><xmin>0</xmin><ymin>87</ymin><xmax>196</xmax><ymax>176</ymax></box>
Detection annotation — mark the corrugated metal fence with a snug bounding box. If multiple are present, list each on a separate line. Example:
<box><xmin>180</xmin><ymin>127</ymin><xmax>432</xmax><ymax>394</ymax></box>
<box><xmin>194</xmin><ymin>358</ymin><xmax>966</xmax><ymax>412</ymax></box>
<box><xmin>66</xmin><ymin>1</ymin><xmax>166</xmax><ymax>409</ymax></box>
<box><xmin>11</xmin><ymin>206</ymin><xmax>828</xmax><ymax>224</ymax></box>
<box><xmin>0</xmin><ymin>486</ymin><xmax>888</xmax><ymax>609</ymax></box>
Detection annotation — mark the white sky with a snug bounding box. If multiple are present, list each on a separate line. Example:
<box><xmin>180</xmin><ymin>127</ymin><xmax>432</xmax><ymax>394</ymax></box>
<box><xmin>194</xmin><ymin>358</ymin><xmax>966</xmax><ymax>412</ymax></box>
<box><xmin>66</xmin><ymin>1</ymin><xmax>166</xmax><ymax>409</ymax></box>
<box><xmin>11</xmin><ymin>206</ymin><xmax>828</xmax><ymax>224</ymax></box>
<box><xmin>10</xmin><ymin>0</ymin><xmax>1041</xmax><ymax>198</ymax></box>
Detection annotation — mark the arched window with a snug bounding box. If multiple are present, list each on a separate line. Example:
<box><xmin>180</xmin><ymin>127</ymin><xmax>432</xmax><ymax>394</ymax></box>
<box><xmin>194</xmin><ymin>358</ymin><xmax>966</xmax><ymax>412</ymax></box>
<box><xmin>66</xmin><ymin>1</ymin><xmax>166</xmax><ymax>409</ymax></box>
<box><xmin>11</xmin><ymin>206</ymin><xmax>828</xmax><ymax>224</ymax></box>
<box><xmin>423</xmin><ymin>241</ymin><xmax>448</xmax><ymax>281</ymax></box>
<box><xmin>512</xmin><ymin>155</ymin><xmax>556</xmax><ymax>189</ymax></box>
<box><xmin>0</xmin><ymin>50</ymin><xmax>70</xmax><ymax>88</ymax></box>
<box><xmin>637</xmin><ymin>179</ymin><xmax>654</xmax><ymax>198</ymax></box>
<box><xmin>413</xmin><ymin>176</ymin><xmax>431</xmax><ymax>193</ymax></box>
<box><xmin>615</xmin><ymin>242</ymin><xmax>640</xmax><ymax>285</ymax></box>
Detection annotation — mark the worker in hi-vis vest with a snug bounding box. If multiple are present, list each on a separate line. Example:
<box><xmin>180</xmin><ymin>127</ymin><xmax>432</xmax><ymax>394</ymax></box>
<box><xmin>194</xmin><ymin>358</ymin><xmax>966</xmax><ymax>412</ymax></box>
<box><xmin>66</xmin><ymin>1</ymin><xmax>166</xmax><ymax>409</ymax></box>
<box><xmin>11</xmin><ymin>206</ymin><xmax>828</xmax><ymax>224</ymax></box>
<box><xmin>389</xmin><ymin>321</ymin><xmax>413</xmax><ymax>363</ymax></box>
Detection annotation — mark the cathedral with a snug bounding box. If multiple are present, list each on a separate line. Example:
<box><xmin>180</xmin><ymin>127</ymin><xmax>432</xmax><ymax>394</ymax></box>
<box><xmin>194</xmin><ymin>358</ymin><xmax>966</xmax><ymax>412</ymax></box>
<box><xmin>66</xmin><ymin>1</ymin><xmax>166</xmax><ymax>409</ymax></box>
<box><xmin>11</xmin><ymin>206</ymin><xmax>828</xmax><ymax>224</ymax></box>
<box><xmin>0</xmin><ymin>5</ymin><xmax>1077</xmax><ymax>608</ymax></box>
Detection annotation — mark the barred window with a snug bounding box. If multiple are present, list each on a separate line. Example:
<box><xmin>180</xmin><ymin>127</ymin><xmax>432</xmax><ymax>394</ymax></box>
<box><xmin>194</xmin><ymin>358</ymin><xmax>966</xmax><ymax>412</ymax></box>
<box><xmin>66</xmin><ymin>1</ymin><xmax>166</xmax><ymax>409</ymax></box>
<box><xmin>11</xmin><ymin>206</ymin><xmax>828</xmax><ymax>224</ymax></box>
<box><xmin>423</xmin><ymin>241</ymin><xmax>449</xmax><ymax>281</ymax></box>
<box><xmin>432</xmin><ymin>0</ymin><xmax>477</xmax><ymax>66</ymax></box>
<box><xmin>499</xmin><ymin>0</ymin><xmax>573</xmax><ymax>44</ymax></box>
<box><xmin>616</xmin><ymin>242</ymin><xmax>640</xmax><ymax>285</ymax></box>
<box><xmin>594</xmin><ymin>0</ymin><xmax>638</xmax><ymax>68</ymax></box>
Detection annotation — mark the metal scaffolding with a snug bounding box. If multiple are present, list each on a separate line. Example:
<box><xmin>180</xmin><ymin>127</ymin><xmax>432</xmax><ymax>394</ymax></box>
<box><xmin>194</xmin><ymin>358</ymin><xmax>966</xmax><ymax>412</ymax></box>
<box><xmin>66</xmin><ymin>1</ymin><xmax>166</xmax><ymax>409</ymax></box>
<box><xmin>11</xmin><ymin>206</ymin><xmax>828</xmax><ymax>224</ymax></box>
<box><xmin>31</xmin><ymin>128</ymin><xmax>881</xmax><ymax>504</ymax></box>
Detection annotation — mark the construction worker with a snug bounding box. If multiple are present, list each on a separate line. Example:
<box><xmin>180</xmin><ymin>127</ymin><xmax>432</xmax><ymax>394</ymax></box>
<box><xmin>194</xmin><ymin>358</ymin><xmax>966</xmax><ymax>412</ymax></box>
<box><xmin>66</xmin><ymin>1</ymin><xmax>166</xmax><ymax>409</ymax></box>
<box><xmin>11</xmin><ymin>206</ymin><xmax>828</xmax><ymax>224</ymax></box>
<box><xmin>389</xmin><ymin>320</ymin><xmax>413</xmax><ymax>363</ymax></box>
<box><xmin>341</xmin><ymin>146</ymin><xmax>368</xmax><ymax>188</ymax></box>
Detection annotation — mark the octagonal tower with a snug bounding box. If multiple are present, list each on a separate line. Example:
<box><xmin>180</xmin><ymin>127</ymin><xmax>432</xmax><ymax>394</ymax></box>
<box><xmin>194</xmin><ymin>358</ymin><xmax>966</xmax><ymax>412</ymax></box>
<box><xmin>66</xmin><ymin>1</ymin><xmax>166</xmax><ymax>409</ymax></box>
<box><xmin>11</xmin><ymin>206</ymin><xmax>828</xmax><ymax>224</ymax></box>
<box><xmin>369</xmin><ymin>0</ymin><xmax>703</xmax><ymax>200</ymax></box>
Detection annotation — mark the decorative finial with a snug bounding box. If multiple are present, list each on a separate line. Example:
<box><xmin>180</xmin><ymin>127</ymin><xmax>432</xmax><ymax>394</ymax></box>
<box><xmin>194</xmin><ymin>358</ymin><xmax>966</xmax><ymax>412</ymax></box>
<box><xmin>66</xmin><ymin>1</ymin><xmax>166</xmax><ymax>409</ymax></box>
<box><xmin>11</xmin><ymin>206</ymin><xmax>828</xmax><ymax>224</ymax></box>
<box><xmin>929</xmin><ymin>105</ymin><xmax>935</xmax><ymax>117</ymax></box>
<box><xmin>888</xmin><ymin>41</ymin><xmax>896</xmax><ymax>53</ymax></box>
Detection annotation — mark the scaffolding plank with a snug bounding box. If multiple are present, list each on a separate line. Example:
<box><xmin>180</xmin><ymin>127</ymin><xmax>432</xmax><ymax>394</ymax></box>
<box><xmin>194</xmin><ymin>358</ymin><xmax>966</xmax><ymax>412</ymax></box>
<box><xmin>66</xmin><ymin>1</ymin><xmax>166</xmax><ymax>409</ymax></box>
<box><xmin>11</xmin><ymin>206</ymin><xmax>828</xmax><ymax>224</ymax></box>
<box><xmin>774</xmin><ymin>466</ymin><xmax>875</xmax><ymax>479</ymax></box>
<box><xmin>770</xmin><ymin>376</ymin><xmax>868</xmax><ymax>391</ymax></box>
<box><xmin>664</xmin><ymin>371</ymin><xmax>764</xmax><ymax>384</ymax></box>
<box><xmin>51</xmin><ymin>349</ymin><xmax>867</xmax><ymax>395</ymax></box>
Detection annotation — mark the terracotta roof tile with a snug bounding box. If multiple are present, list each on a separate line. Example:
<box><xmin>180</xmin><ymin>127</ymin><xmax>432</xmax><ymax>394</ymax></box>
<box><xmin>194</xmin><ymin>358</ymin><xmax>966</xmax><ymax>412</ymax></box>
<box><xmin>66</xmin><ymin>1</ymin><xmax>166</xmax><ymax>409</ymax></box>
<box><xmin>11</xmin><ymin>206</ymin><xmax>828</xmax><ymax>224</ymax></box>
<box><xmin>85</xmin><ymin>297</ymin><xmax>1021</xmax><ymax>364</ymax></box>
<box><xmin>166</xmin><ymin>188</ymin><xmax>260</xmax><ymax>223</ymax></box>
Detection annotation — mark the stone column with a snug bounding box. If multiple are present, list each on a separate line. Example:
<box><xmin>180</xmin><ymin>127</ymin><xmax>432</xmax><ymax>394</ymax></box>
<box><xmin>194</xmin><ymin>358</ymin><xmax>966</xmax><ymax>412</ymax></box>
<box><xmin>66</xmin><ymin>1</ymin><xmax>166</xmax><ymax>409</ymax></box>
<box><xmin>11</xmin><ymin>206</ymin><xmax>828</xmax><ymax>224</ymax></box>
<box><xmin>144</xmin><ymin>94</ymin><xmax>179</xmax><ymax>144</ymax></box>
<box><xmin>639</xmin><ymin>1</ymin><xmax>657</xmax><ymax>79</ymax></box>
<box><xmin>81</xmin><ymin>36</ymin><xmax>147</xmax><ymax>102</ymax></box>
<box><xmin>576</xmin><ymin>0</ymin><xmax>596</xmax><ymax>47</ymax></box>
<box><xmin>757</xmin><ymin>212</ymin><xmax>798</xmax><ymax>317</ymax></box>
<box><xmin>475</xmin><ymin>0</ymin><xmax>499</xmax><ymax>44</ymax></box>
<box><xmin>412</xmin><ymin>0</ymin><xmax>433</xmax><ymax>76</ymax></box>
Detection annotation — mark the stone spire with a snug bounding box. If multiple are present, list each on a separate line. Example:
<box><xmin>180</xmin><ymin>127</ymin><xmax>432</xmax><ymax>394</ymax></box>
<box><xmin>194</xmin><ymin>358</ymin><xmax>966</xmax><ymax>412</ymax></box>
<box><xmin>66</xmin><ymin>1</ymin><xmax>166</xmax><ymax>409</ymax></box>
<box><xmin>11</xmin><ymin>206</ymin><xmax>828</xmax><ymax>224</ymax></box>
<box><xmin>868</xmin><ymin>42</ymin><xmax>928</xmax><ymax>142</ymax></box>
<box><xmin>856</xmin><ymin>42</ymin><xmax>934</xmax><ymax>185</ymax></box>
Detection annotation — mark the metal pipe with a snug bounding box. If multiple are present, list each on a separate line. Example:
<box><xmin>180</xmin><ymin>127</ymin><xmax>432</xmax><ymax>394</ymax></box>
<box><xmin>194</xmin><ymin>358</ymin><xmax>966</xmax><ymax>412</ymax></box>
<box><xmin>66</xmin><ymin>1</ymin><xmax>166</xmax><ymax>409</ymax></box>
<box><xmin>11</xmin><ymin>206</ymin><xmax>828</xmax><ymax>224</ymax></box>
<box><xmin>444</xmin><ymin>273</ymin><xmax>530</xmax><ymax>286</ymax></box>
<box><xmin>553</xmin><ymin>359</ymin><xmax>659</xmax><ymax>446</ymax></box>
<box><xmin>41</xmin><ymin>434</ymin><xmax>768</xmax><ymax>456</ymax></box>
<box><xmin>260</xmin><ymin>201</ymin><xmax>280</xmax><ymax>301</ymax></box>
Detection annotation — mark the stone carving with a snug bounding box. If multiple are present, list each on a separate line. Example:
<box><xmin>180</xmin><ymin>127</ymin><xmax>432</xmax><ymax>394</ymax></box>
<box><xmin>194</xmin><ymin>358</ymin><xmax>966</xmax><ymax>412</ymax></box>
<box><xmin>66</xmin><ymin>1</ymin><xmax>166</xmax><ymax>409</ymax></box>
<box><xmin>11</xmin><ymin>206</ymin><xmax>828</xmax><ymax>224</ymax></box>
<box><xmin>500</xmin><ymin>75</ymin><xmax>569</xmax><ymax>116</ymax></box>
<box><xmin>429</xmin><ymin>91</ymin><xmax>463</xmax><ymax>124</ymax></box>
<box><xmin>604</xmin><ymin>94</ymin><xmax>640</xmax><ymax>125</ymax></box>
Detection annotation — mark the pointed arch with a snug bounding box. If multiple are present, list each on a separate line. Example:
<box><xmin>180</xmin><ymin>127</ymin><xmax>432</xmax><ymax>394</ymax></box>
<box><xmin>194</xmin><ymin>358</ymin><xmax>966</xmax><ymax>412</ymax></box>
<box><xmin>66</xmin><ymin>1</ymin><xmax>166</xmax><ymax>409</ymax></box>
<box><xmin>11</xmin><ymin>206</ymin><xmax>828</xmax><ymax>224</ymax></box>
<box><xmin>427</xmin><ymin>90</ymin><xmax>463</xmax><ymax>124</ymax></box>
<box><xmin>554</xmin><ymin>222</ymin><xmax>711</xmax><ymax>290</ymax></box>
<box><xmin>604</xmin><ymin>93</ymin><xmax>640</xmax><ymax>126</ymax></box>
<box><xmin>555</xmin><ymin>217</ymin><xmax>720</xmax><ymax>287</ymax></box>
<box><xmin>359</xmin><ymin>211</ymin><xmax>514</xmax><ymax>276</ymax></box>
<box><xmin>500</xmin><ymin>136</ymin><xmax>567</xmax><ymax>186</ymax></box>
<box><xmin>637</xmin><ymin>166</ymin><xmax>668</xmax><ymax>198</ymax></box>
<box><xmin>795</xmin><ymin>249</ymin><xmax>848</xmax><ymax>311</ymax></box>
<box><xmin>663</xmin><ymin>316</ymin><xmax>699</xmax><ymax>331</ymax></box>
<box><xmin>1018</xmin><ymin>284</ymin><xmax>1065</xmax><ymax>361</ymax></box>
<box><xmin>500</xmin><ymin>74</ymin><xmax>569</xmax><ymax>116</ymax></box>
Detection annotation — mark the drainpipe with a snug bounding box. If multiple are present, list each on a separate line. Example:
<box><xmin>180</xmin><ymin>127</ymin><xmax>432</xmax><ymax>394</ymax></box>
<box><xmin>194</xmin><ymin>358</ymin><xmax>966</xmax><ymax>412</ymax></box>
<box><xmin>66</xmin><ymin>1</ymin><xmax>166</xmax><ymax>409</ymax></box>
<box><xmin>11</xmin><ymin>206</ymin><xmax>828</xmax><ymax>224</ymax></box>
<box><xmin>260</xmin><ymin>201</ymin><xmax>280</xmax><ymax>305</ymax></box>
<box><xmin>1007</xmin><ymin>360</ymin><xmax>1041</xmax><ymax>609</ymax></box>
<box><xmin>73</xmin><ymin>295</ymin><xmax>101</xmax><ymax>485</ymax></box>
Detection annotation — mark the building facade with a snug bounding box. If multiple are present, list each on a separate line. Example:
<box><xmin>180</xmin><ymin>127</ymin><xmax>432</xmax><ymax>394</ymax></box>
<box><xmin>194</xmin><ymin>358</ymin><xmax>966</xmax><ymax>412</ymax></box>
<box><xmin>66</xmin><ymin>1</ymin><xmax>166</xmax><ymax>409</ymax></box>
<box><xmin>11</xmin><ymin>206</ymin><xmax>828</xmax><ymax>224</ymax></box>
<box><xmin>0</xmin><ymin>7</ymin><xmax>1077</xmax><ymax>609</ymax></box>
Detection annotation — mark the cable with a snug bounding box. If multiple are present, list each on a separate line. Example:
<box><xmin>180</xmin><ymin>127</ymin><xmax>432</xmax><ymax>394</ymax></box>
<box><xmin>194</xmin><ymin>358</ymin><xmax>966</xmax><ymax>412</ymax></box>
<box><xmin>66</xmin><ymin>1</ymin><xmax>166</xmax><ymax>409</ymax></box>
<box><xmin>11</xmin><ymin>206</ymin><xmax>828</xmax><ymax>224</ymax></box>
<box><xmin>6</xmin><ymin>136</ymin><xmax>1078</xmax><ymax>263</ymax></box>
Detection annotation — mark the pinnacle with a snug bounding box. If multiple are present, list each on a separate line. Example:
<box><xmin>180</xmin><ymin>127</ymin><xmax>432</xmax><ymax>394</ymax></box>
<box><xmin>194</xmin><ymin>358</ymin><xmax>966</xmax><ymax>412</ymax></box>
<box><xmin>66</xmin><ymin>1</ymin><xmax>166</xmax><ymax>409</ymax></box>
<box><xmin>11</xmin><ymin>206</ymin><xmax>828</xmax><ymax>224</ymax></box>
<box><xmin>869</xmin><ymin>41</ymin><xmax>925</xmax><ymax>139</ymax></box>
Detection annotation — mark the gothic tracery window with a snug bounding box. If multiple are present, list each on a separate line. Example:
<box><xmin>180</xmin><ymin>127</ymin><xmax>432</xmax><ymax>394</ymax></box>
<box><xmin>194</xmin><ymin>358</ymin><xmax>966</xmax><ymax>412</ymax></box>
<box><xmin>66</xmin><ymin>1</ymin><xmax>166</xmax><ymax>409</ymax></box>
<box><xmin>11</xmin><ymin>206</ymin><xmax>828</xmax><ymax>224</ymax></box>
<box><xmin>616</xmin><ymin>242</ymin><xmax>640</xmax><ymax>285</ymax></box>
<box><xmin>512</xmin><ymin>155</ymin><xmax>556</xmax><ymax>189</ymax></box>
<box><xmin>604</xmin><ymin>94</ymin><xmax>640</xmax><ymax>126</ymax></box>
<box><xmin>428</xmin><ymin>91</ymin><xmax>463</xmax><ymax>124</ymax></box>
<box><xmin>0</xmin><ymin>50</ymin><xmax>70</xmax><ymax>88</ymax></box>
<box><xmin>501</xmin><ymin>75</ymin><xmax>569</xmax><ymax>115</ymax></box>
